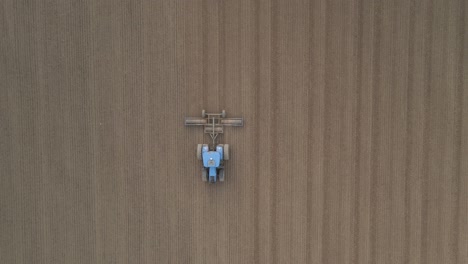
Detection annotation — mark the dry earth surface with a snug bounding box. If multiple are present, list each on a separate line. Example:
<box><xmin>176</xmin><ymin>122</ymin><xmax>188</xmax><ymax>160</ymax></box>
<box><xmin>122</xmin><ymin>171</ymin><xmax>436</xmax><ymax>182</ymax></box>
<box><xmin>1</xmin><ymin>0</ymin><xmax>467</xmax><ymax>263</ymax></box>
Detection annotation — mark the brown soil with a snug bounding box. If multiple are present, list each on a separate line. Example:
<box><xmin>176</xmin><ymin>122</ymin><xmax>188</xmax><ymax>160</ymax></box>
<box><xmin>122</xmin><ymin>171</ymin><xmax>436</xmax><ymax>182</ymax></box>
<box><xmin>1</xmin><ymin>0</ymin><xmax>466</xmax><ymax>263</ymax></box>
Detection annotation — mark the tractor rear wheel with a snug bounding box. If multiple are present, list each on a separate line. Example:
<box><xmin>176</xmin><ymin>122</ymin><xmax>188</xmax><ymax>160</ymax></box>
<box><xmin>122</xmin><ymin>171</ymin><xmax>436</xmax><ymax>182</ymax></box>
<box><xmin>201</xmin><ymin>169</ymin><xmax>207</xmax><ymax>182</ymax></box>
<box><xmin>223</xmin><ymin>144</ymin><xmax>229</xmax><ymax>160</ymax></box>
<box><xmin>197</xmin><ymin>144</ymin><xmax>202</xmax><ymax>160</ymax></box>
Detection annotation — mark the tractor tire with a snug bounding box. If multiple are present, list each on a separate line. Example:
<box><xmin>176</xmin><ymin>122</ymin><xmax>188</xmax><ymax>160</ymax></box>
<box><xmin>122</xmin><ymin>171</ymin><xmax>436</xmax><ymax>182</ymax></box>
<box><xmin>223</xmin><ymin>144</ymin><xmax>229</xmax><ymax>160</ymax></box>
<box><xmin>202</xmin><ymin>169</ymin><xmax>207</xmax><ymax>182</ymax></box>
<box><xmin>202</xmin><ymin>109</ymin><xmax>206</xmax><ymax>118</ymax></box>
<box><xmin>221</xmin><ymin>110</ymin><xmax>226</xmax><ymax>118</ymax></box>
<box><xmin>197</xmin><ymin>144</ymin><xmax>202</xmax><ymax>160</ymax></box>
<box><xmin>219</xmin><ymin>169</ymin><xmax>225</xmax><ymax>182</ymax></box>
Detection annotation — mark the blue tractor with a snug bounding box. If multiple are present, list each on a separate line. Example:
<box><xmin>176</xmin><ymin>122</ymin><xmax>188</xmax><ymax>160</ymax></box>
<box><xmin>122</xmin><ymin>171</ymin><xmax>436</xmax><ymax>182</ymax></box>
<box><xmin>185</xmin><ymin>110</ymin><xmax>243</xmax><ymax>183</ymax></box>
<box><xmin>197</xmin><ymin>143</ymin><xmax>229</xmax><ymax>182</ymax></box>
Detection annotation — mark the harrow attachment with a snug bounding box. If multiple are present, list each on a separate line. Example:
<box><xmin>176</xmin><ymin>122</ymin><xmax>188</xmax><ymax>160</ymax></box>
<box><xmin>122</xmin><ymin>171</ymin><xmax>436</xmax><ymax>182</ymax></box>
<box><xmin>185</xmin><ymin>110</ymin><xmax>243</xmax><ymax>145</ymax></box>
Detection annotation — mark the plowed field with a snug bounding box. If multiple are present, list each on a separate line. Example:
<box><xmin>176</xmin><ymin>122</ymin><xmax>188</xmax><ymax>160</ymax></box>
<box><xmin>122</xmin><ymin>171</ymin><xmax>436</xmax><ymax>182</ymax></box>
<box><xmin>1</xmin><ymin>0</ymin><xmax>467</xmax><ymax>263</ymax></box>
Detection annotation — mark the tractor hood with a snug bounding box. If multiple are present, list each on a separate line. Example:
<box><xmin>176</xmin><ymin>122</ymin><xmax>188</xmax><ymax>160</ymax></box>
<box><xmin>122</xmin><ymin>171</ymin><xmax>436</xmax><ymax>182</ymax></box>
<box><xmin>202</xmin><ymin>151</ymin><xmax>221</xmax><ymax>167</ymax></box>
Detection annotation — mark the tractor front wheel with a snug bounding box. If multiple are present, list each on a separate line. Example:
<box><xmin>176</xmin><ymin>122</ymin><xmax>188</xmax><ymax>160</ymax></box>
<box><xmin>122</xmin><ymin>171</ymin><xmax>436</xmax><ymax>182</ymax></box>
<box><xmin>201</xmin><ymin>169</ymin><xmax>207</xmax><ymax>182</ymax></box>
<box><xmin>219</xmin><ymin>169</ymin><xmax>225</xmax><ymax>182</ymax></box>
